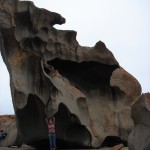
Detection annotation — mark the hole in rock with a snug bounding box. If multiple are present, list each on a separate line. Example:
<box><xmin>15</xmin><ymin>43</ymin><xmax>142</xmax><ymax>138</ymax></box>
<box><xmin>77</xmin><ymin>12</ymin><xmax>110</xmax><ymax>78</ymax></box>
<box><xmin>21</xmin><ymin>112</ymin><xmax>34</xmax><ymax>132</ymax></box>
<box><xmin>47</xmin><ymin>58</ymin><xmax>118</xmax><ymax>90</ymax></box>
<box><xmin>65</xmin><ymin>123</ymin><xmax>92</xmax><ymax>148</ymax></box>
<box><xmin>16</xmin><ymin>94</ymin><xmax>48</xmax><ymax>148</ymax></box>
<box><xmin>54</xmin><ymin>103</ymin><xmax>92</xmax><ymax>148</ymax></box>
<box><xmin>101</xmin><ymin>136</ymin><xmax>127</xmax><ymax>147</ymax></box>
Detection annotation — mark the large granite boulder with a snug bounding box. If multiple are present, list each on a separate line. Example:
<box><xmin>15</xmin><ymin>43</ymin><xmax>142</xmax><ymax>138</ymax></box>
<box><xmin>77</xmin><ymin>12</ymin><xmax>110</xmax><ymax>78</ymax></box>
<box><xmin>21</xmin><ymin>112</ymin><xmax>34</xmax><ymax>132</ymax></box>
<box><xmin>0</xmin><ymin>0</ymin><xmax>141</xmax><ymax>148</ymax></box>
<box><xmin>128</xmin><ymin>93</ymin><xmax>150</xmax><ymax>150</ymax></box>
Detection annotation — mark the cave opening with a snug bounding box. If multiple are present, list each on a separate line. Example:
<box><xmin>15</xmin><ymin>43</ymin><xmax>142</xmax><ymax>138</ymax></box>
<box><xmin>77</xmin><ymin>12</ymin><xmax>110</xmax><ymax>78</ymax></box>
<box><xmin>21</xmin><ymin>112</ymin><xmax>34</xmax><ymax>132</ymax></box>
<box><xmin>16</xmin><ymin>94</ymin><xmax>48</xmax><ymax>148</ymax></box>
<box><xmin>101</xmin><ymin>136</ymin><xmax>127</xmax><ymax>148</ymax></box>
<box><xmin>47</xmin><ymin>58</ymin><xmax>118</xmax><ymax>90</ymax></box>
<box><xmin>54</xmin><ymin>103</ymin><xmax>92</xmax><ymax>148</ymax></box>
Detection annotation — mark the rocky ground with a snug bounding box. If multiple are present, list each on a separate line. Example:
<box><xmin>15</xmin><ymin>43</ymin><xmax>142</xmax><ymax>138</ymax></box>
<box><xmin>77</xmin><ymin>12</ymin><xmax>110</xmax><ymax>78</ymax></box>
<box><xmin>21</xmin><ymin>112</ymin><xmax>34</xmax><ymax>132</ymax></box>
<box><xmin>0</xmin><ymin>144</ymin><xmax>129</xmax><ymax>150</ymax></box>
<box><xmin>0</xmin><ymin>116</ymin><xmax>129</xmax><ymax>150</ymax></box>
<box><xmin>0</xmin><ymin>148</ymin><xmax>128</xmax><ymax>150</ymax></box>
<box><xmin>0</xmin><ymin>115</ymin><xmax>129</xmax><ymax>150</ymax></box>
<box><xmin>0</xmin><ymin>147</ymin><xmax>34</xmax><ymax>150</ymax></box>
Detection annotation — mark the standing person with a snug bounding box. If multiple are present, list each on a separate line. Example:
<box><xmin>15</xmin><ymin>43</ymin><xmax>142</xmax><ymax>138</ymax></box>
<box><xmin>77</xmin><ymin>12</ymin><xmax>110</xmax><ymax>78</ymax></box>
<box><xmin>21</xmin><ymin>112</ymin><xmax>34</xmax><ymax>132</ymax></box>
<box><xmin>46</xmin><ymin>117</ymin><xmax>56</xmax><ymax>150</ymax></box>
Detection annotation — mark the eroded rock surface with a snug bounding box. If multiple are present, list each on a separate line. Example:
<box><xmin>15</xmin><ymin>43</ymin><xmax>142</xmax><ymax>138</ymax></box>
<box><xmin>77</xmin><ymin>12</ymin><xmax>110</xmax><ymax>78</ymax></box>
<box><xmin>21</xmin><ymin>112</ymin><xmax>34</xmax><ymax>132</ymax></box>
<box><xmin>128</xmin><ymin>93</ymin><xmax>150</xmax><ymax>150</ymax></box>
<box><xmin>0</xmin><ymin>0</ymin><xmax>142</xmax><ymax>148</ymax></box>
<box><xmin>0</xmin><ymin>115</ymin><xmax>22</xmax><ymax>147</ymax></box>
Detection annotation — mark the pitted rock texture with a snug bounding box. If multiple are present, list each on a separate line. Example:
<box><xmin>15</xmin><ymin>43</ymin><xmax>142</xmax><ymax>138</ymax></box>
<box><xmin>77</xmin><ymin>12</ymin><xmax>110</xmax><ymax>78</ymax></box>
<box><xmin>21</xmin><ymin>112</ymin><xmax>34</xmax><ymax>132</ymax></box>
<box><xmin>0</xmin><ymin>0</ymin><xmax>142</xmax><ymax>148</ymax></box>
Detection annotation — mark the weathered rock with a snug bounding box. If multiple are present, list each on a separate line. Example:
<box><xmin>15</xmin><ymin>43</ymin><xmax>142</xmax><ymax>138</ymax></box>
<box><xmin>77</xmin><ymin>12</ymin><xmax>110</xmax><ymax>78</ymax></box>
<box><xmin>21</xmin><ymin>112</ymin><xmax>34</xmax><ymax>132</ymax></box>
<box><xmin>0</xmin><ymin>115</ymin><xmax>22</xmax><ymax>147</ymax></box>
<box><xmin>110</xmin><ymin>144</ymin><xmax>124</xmax><ymax>150</ymax></box>
<box><xmin>0</xmin><ymin>0</ymin><xmax>142</xmax><ymax>148</ymax></box>
<box><xmin>110</xmin><ymin>67</ymin><xmax>141</xmax><ymax>100</ymax></box>
<box><xmin>128</xmin><ymin>93</ymin><xmax>150</xmax><ymax>150</ymax></box>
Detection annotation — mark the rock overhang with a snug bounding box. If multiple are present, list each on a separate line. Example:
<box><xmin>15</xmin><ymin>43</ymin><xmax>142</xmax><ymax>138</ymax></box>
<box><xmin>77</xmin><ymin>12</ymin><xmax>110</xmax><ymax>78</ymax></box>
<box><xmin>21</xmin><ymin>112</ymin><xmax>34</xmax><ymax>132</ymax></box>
<box><xmin>0</xmin><ymin>0</ymin><xmax>143</xmax><ymax>148</ymax></box>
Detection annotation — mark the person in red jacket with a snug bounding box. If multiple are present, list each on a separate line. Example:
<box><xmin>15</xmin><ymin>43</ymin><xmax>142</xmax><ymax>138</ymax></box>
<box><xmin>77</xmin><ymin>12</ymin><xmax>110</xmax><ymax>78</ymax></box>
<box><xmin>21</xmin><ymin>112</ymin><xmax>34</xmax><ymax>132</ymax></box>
<box><xmin>46</xmin><ymin>117</ymin><xmax>56</xmax><ymax>150</ymax></box>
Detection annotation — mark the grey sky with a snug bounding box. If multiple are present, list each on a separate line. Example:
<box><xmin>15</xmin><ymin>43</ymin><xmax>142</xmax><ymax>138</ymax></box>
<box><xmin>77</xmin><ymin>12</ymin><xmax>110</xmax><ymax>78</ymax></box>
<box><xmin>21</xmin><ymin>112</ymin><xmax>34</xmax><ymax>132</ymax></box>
<box><xmin>0</xmin><ymin>0</ymin><xmax>150</xmax><ymax>114</ymax></box>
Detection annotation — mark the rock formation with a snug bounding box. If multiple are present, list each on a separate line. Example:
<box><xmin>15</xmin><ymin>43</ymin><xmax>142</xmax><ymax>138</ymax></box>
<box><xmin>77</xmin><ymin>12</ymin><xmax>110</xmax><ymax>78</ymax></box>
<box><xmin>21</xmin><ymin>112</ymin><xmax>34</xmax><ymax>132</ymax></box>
<box><xmin>128</xmin><ymin>93</ymin><xmax>150</xmax><ymax>150</ymax></box>
<box><xmin>0</xmin><ymin>0</ymin><xmax>142</xmax><ymax>149</ymax></box>
<box><xmin>0</xmin><ymin>115</ymin><xmax>22</xmax><ymax>147</ymax></box>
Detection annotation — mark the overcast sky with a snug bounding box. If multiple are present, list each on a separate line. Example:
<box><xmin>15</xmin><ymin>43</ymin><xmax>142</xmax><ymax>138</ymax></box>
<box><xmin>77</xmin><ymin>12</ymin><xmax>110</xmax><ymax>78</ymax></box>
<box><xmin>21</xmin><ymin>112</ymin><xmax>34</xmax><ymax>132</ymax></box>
<box><xmin>0</xmin><ymin>0</ymin><xmax>150</xmax><ymax>114</ymax></box>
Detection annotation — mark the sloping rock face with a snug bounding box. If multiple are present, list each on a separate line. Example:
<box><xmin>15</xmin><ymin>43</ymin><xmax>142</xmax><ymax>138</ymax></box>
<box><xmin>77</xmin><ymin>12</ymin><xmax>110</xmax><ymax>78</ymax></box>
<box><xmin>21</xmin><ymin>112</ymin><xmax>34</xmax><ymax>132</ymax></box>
<box><xmin>0</xmin><ymin>115</ymin><xmax>22</xmax><ymax>147</ymax></box>
<box><xmin>128</xmin><ymin>93</ymin><xmax>150</xmax><ymax>150</ymax></box>
<box><xmin>0</xmin><ymin>0</ymin><xmax>141</xmax><ymax>148</ymax></box>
